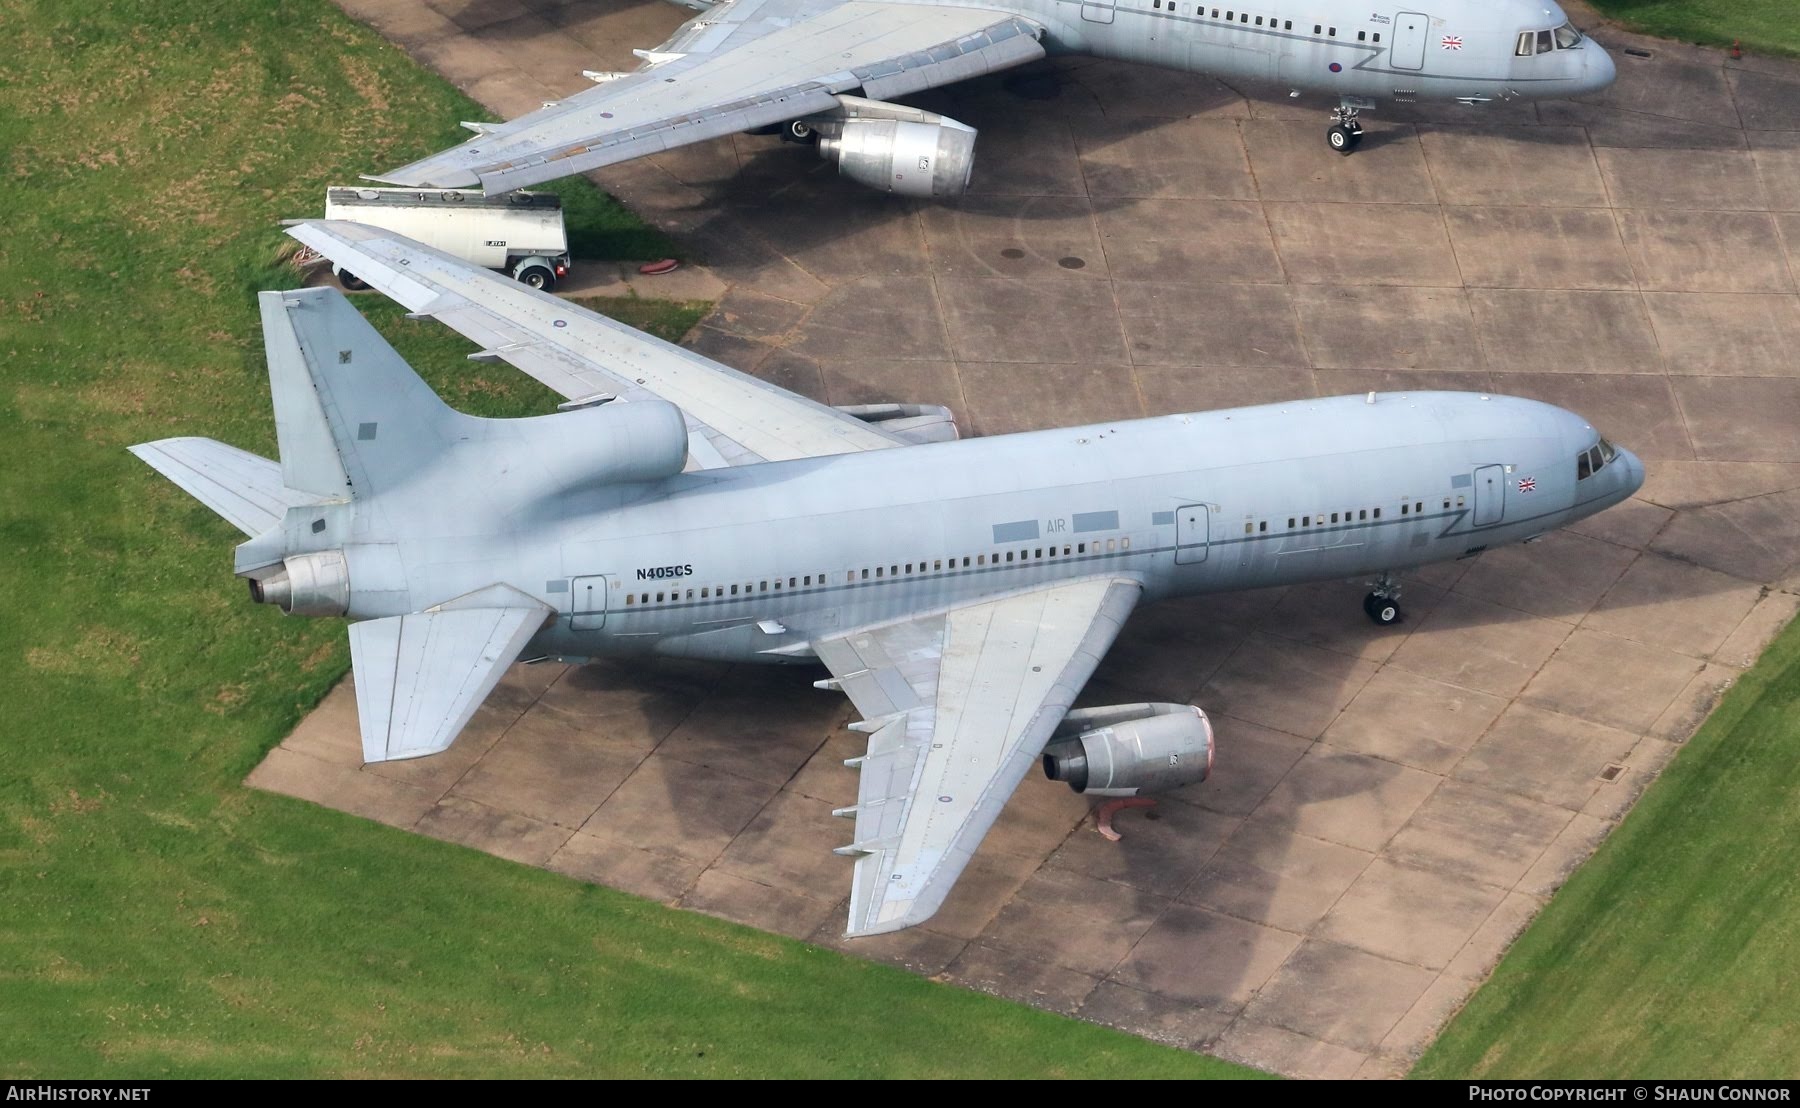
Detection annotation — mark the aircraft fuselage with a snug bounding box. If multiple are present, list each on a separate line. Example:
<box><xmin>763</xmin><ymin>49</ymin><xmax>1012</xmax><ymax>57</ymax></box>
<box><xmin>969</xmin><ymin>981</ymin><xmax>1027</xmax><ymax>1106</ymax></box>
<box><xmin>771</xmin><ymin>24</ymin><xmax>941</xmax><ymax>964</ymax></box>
<box><xmin>1005</xmin><ymin>0</ymin><xmax>1614</xmax><ymax>103</ymax></box>
<box><xmin>323</xmin><ymin>392</ymin><xmax>1642</xmax><ymax>663</ymax></box>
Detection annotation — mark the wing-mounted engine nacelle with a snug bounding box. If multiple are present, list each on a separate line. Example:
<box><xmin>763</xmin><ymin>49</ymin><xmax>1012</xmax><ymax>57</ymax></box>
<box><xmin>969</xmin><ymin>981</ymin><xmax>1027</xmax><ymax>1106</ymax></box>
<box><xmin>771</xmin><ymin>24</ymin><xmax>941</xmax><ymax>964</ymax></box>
<box><xmin>835</xmin><ymin>402</ymin><xmax>959</xmax><ymax>445</ymax></box>
<box><xmin>801</xmin><ymin>95</ymin><xmax>977</xmax><ymax>198</ymax></box>
<box><xmin>1041</xmin><ymin>703</ymin><xmax>1214</xmax><ymax>797</ymax></box>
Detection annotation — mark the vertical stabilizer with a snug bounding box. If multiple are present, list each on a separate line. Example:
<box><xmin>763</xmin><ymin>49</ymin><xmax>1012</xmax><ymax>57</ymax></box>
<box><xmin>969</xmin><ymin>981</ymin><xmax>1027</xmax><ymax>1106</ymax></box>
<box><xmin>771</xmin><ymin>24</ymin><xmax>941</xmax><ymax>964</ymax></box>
<box><xmin>258</xmin><ymin>288</ymin><xmax>464</xmax><ymax>499</ymax></box>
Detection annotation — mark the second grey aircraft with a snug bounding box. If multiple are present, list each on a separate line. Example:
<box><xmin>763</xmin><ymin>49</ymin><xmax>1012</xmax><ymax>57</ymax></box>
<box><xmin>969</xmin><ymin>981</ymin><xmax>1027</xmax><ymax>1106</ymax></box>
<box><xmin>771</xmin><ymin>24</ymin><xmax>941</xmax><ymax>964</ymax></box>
<box><xmin>374</xmin><ymin>0</ymin><xmax>1617</xmax><ymax>196</ymax></box>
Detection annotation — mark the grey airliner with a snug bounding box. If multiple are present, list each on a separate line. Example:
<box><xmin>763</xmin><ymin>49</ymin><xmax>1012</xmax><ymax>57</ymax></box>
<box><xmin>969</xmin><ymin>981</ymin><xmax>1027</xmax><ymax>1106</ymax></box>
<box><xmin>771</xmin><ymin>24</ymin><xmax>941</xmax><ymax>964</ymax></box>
<box><xmin>133</xmin><ymin>222</ymin><xmax>1643</xmax><ymax>936</ymax></box>
<box><xmin>375</xmin><ymin>0</ymin><xmax>1617</xmax><ymax>195</ymax></box>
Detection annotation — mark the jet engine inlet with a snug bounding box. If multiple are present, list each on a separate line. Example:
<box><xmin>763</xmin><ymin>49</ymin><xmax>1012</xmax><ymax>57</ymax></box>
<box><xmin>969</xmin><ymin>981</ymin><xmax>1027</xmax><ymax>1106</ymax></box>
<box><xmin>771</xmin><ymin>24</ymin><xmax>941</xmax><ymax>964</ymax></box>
<box><xmin>1042</xmin><ymin>703</ymin><xmax>1214</xmax><ymax>798</ymax></box>
<box><xmin>249</xmin><ymin>550</ymin><xmax>350</xmax><ymax>617</ymax></box>
<box><xmin>818</xmin><ymin>117</ymin><xmax>977</xmax><ymax>198</ymax></box>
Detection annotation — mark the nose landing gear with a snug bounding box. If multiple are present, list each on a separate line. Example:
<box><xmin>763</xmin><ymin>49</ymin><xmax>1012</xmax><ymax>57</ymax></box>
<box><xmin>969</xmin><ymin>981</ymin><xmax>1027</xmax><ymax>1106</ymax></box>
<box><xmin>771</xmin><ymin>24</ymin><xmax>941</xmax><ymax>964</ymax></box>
<box><xmin>1363</xmin><ymin>572</ymin><xmax>1402</xmax><ymax>625</ymax></box>
<box><xmin>1327</xmin><ymin>97</ymin><xmax>1374</xmax><ymax>154</ymax></box>
<box><xmin>1328</xmin><ymin>105</ymin><xmax>1364</xmax><ymax>154</ymax></box>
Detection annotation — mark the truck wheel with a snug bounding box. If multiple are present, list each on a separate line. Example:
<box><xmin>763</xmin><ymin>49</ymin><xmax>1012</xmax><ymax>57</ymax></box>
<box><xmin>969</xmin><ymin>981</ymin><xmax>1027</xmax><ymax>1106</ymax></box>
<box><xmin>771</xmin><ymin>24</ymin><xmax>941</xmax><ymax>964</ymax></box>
<box><xmin>336</xmin><ymin>269</ymin><xmax>369</xmax><ymax>291</ymax></box>
<box><xmin>517</xmin><ymin>265</ymin><xmax>555</xmax><ymax>291</ymax></box>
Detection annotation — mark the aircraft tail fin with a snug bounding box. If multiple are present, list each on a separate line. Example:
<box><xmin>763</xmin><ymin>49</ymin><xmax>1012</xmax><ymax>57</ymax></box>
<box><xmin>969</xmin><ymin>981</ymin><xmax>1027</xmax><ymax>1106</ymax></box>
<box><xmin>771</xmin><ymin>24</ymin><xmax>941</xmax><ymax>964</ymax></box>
<box><xmin>349</xmin><ymin>585</ymin><xmax>550</xmax><ymax>762</ymax></box>
<box><xmin>128</xmin><ymin>436</ymin><xmax>329</xmax><ymax>537</ymax></box>
<box><xmin>258</xmin><ymin>287</ymin><xmax>464</xmax><ymax>500</ymax></box>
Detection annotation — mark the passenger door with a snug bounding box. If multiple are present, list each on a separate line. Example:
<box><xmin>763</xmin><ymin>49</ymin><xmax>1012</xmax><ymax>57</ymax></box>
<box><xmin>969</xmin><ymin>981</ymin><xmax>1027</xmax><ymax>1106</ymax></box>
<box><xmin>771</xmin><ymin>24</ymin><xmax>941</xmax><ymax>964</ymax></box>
<box><xmin>1175</xmin><ymin>504</ymin><xmax>1210</xmax><ymax>564</ymax></box>
<box><xmin>570</xmin><ymin>574</ymin><xmax>609</xmax><ymax>630</ymax></box>
<box><xmin>1472</xmin><ymin>466</ymin><xmax>1505</xmax><ymax>526</ymax></box>
<box><xmin>1391</xmin><ymin>11</ymin><xmax>1430</xmax><ymax>70</ymax></box>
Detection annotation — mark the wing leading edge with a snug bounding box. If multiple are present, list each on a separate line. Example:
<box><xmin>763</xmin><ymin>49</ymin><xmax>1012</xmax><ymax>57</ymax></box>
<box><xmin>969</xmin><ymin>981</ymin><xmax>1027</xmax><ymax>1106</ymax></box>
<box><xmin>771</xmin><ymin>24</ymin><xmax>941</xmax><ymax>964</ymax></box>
<box><xmin>815</xmin><ymin>576</ymin><xmax>1142</xmax><ymax>936</ymax></box>
<box><xmin>285</xmin><ymin>220</ymin><xmax>905</xmax><ymax>468</ymax></box>
<box><xmin>378</xmin><ymin>0</ymin><xmax>1044</xmax><ymax>194</ymax></box>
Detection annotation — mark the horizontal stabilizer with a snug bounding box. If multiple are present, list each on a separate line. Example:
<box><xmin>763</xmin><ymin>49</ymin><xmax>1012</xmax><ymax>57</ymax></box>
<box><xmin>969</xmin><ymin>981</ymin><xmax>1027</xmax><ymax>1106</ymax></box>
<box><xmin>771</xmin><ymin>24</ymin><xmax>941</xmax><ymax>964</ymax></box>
<box><xmin>129</xmin><ymin>437</ymin><xmax>328</xmax><ymax>536</ymax></box>
<box><xmin>350</xmin><ymin>592</ymin><xmax>550</xmax><ymax>763</ymax></box>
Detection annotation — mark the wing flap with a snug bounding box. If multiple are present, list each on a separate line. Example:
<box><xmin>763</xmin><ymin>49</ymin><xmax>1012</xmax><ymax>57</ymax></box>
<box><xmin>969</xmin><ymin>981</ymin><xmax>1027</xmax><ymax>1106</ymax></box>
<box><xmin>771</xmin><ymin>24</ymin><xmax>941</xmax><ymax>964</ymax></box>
<box><xmin>286</xmin><ymin>221</ymin><xmax>906</xmax><ymax>467</ymax></box>
<box><xmin>858</xmin><ymin>16</ymin><xmax>1045</xmax><ymax>100</ymax></box>
<box><xmin>818</xmin><ymin>577</ymin><xmax>1142</xmax><ymax>936</ymax></box>
<box><xmin>129</xmin><ymin>437</ymin><xmax>328</xmax><ymax>537</ymax></box>
<box><xmin>350</xmin><ymin>593</ymin><xmax>550</xmax><ymax>763</ymax></box>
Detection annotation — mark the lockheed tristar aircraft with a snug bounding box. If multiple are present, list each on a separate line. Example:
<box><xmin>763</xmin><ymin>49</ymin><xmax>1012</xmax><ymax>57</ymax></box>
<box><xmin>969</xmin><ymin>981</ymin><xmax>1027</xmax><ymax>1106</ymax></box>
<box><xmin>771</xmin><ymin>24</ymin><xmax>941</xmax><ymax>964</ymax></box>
<box><xmin>376</xmin><ymin>0</ymin><xmax>1617</xmax><ymax>196</ymax></box>
<box><xmin>133</xmin><ymin>221</ymin><xmax>1643</xmax><ymax>937</ymax></box>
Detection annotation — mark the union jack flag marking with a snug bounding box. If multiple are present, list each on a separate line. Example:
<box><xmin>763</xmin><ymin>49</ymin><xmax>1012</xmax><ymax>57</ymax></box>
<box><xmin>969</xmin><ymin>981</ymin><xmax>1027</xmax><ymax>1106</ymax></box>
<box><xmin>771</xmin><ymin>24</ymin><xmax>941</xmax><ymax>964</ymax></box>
<box><xmin>1517</xmin><ymin>476</ymin><xmax>1537</xmax><ymax>492</ymax></box>
<box><xmin>1441</xmin><ymin>35</ymin><xmax>1464</xmax><ymax>50</ymax></box>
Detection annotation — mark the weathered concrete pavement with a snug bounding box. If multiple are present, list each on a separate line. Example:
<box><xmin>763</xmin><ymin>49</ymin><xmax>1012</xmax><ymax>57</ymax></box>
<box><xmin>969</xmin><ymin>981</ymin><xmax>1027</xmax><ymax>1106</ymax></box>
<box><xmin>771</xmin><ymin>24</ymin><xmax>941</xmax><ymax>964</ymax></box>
<box><xmin>261</xmin><ymin>0</ymin><xmax>1800</xmax><ymax>1076</ymax></box>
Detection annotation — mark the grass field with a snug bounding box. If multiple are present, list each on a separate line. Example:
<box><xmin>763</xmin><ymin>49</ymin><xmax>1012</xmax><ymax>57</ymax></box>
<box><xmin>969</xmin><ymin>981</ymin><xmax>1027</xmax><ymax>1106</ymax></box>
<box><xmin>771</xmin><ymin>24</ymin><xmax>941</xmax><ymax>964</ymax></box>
<box><xmin>1586</xmin><ymin>0</ymin><xmax>1800</xmax><ymax>57</ymax></box>
<box><xmin>1415</xmin><ymin>609</ymin><xmax>1800</xmax><ymax>1078</ymax></box>
<box><xmin>352</xmin><ymin>294</ymin><xmax>711</xmax><ymax>417</ymax></box>
<box><xmin>0</xmin><ymin>0</ymin><xmax>1262</xmax><ymax>1079</ymax></box>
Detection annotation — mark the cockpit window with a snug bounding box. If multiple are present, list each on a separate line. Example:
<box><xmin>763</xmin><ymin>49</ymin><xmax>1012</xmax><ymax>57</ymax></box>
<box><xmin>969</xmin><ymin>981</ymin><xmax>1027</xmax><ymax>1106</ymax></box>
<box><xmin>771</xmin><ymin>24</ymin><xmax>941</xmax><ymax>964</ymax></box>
<box><xmin>1518</xmin><ymin>22</ymin><xmax>1583</xmax><ymax>56</ymax></box>
<box><xmin>1577</xmin><ymin>438</ymin><xmax>1616</xmax><ymax>481</ymax></box>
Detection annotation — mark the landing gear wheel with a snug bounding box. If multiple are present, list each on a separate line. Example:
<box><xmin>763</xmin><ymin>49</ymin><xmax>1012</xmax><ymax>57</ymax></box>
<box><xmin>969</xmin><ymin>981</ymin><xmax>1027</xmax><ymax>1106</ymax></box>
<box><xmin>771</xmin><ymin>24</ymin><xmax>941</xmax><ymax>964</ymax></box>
<box><xmin>1364</xmin><ymin>592</ymin><xmax>1401</xmax><ymax>626</ymax></box>
<box><xmin>336</xmin><ymin>268</ymin><xmax>369</xmax><ymax>291</ymax></box>
<box><xmin>1328</xmin><ymin>99</ymin><xmax>1368</xmax><ymax>154</ymax></box>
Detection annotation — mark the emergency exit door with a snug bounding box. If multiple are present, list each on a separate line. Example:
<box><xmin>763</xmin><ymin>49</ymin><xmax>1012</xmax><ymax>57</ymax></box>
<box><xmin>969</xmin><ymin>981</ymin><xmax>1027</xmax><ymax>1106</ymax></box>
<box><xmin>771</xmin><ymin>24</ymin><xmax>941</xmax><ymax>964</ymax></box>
<box><xmin>1175</xmin><ymin>505</ymin><xmax>1210</xmax><ymax>564</ymax></box>
<box><xmin>1472</xmin><ymin>466</ymin><xmax>1505</xmax><ymax>526</ymax></box>
<box><xmin>1391</xmin><ymin>11</ymin><xmax>1429</xmax><ymax>70</ymax></box>
<box><xmin>571</xmin><ymin>574</ymin><xmax>609</xmax><ymax>630</ymax></box>
<box><xmin>1080</xmin><ymin>0</ymin><xmax>1115</xmax><ymax>24</ymax></box>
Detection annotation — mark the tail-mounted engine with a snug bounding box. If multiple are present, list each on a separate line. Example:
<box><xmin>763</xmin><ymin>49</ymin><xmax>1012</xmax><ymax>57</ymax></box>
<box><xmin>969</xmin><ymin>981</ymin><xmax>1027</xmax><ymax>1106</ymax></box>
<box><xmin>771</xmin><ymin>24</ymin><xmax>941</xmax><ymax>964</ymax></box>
<box><xmin>797</xmin><ymin>95</ymin><xmax>978</xmax><ymax>198</ymax></box>
<box><xmin>1042</xmin><ymin>703</ymin><xmax>1215</xmax><ymax>797</ymax></box>
<box><xmin>250</xmin><ymin>550</ymin><xmax>350</xmax><ymax>617</ymax></box>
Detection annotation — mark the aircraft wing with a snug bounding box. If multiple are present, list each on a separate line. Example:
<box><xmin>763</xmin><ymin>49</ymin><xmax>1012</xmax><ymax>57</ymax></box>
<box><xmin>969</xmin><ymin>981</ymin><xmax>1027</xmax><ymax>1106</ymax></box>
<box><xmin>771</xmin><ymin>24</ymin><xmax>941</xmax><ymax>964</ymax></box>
<box><xmin>350</xmin><ymin>585</ymin><xmax>552</xmax><ymax>763</ymax></box>
<box><xmin>286</xmin><ymin>220</ymin><xmax>905</xmax><ymax>468</ymax></box>
<box><xmin>375</xmin><ymin>0</ymin><xmax>1045</xmax><ymax>193</ymax></box>
<box><xmin>814</xmin><ymin>575</ymin><xmax>1141</xmax><ymax>936</ymax></box>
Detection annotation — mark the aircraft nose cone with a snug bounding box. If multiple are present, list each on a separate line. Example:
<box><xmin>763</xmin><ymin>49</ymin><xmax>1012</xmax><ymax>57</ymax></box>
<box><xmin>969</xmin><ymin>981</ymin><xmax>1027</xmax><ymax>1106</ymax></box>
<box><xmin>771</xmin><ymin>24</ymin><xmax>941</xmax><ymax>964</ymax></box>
<box><xmin>1581</xmin><ymin>42</ymin><xmax>1617</xmax><ymax>94</ymax></box>
<box><xmin>1617</xmin><ymin>447</ymin><xmax>1645</xmax><ymax>497</ymax></box>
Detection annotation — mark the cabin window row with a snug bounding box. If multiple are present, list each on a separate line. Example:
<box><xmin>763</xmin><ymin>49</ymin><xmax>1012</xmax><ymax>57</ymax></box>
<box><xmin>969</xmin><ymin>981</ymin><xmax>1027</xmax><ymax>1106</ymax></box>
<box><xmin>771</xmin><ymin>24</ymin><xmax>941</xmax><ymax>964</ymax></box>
<box><xmin>1266</xmin><ymin>498</ymin><xmax>1438</xmax><ymax>531</ymax></box>
<box><xmin>849</xmin><ymin>538</ymin><xmax>1130</xmax><ymax>583</ymax></box>
<box><xmin>1151</xmin><ymin>4</ymin><xmax>1382</xmax><ymax>40</ymax></box>
<box><xmin>1282</xmin><ymin>506</ymin><xmax>1384</xmax><ymax>529</ymax></box>
<box><xmin>627</xmin><ymin>572</ymin><xmax>829</xmax><ymax>606</ymax></box>
<box><xmin>622</xmin><ymin>537</ymin><xmax>1133</xmax><ymax>607</ymax></box>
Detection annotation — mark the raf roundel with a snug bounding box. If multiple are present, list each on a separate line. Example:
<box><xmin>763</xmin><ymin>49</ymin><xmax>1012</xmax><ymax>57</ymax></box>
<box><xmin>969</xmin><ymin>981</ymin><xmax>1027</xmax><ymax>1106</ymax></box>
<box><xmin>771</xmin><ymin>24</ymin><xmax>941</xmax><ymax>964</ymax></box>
<box><xmin>1328</xmin><ymin>61</ymin><xmax>1343</xmax><ymax>73</ymax></box>
<box><xmin>553</xmin><ymin>319</ymin><xmax>568</xmax><ymax>328</ymax></box>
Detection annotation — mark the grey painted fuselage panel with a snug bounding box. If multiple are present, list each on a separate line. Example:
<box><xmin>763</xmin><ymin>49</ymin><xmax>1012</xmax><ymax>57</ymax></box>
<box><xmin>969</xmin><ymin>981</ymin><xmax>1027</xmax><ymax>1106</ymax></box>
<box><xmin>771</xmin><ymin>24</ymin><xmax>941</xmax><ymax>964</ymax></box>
<box><xmin>335</xmin><ymin>390</ymin><xmax>1641</xmax><ymax>662</ymax></box>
